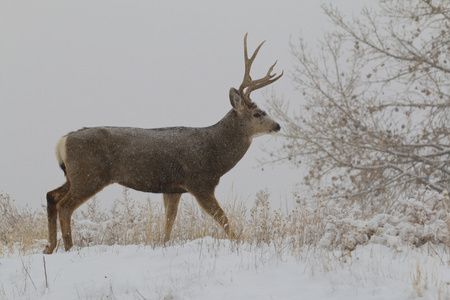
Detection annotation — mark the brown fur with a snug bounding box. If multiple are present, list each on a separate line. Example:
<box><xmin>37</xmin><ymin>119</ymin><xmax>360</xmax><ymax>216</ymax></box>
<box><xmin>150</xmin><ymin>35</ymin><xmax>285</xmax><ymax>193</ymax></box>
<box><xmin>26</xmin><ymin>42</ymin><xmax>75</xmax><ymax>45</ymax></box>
<box><xmin>44</xmin><ymin>36</ymin><xmax>282</xmax><ymax>254</ymax></box>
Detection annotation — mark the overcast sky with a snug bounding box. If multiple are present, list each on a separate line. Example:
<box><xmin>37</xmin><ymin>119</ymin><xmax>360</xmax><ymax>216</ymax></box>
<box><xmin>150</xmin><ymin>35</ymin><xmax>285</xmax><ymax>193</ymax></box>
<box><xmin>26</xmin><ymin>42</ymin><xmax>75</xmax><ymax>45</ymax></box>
<box><xmin>0</xmin><ymin>1</ymin><xmax>373</xmax><ymax>210</ymax></box>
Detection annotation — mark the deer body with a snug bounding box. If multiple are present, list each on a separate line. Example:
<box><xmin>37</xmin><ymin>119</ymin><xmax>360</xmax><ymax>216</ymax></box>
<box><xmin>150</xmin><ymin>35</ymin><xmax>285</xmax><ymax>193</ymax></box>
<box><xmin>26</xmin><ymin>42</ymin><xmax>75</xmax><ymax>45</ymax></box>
<box><xmin>44</xmin><ymin>34</ymin><xmax>282</xmax><ymax>254</ymax></box>
<box><xmin>61</xmin><ymin>110</ymin><xmax>254</xmax><ymax>195</ymax></box>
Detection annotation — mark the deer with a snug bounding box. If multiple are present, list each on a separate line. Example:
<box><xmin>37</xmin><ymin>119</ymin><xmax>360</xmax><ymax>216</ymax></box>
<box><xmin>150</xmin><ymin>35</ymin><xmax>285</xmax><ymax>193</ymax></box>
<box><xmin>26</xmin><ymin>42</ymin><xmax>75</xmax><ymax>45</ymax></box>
<box><xmin>44</xmin><ymin>33</ymin><xmax>283</xmax><ymax>254</ymax></box>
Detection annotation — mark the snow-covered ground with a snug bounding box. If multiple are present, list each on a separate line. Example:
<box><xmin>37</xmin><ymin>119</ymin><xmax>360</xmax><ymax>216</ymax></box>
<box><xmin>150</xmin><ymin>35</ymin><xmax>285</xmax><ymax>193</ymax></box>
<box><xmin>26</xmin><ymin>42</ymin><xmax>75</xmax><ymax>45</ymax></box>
<box><xmin>1</xmin><ymin>238</ymin><xmax>449</xmax><ymax>300</ymax></box>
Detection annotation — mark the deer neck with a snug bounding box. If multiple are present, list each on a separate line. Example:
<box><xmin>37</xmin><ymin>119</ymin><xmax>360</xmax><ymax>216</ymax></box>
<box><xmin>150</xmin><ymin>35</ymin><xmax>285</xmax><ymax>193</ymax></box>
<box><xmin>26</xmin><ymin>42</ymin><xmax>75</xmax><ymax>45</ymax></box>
<box><xmin>207</xmin><ymin>109</ymin><xmax>252</xmax><ymax>175</ymax></box>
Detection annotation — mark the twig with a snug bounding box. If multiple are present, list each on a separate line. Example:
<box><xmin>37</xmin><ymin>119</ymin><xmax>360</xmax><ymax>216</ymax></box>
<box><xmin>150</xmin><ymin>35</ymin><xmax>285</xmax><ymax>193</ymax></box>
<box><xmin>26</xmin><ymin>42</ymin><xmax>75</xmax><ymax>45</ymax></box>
<box><xmin>21</xmin><ymin>258</ymin><xmax>37</xmax><ymax>291</ymax></box>
<box><xmin>135</xmin><ymin>288</ymin><xmax>146</xmax><ymax>300</ymax></box>
<box><xmin>426</xmin><ymin>241</ymin><xmax>445</xmax><ymax>265</ymax></box>
<box><xmin>43</xmin><ymin>256</ymin><xmax>49</xmax><ymax>290</ymax></box>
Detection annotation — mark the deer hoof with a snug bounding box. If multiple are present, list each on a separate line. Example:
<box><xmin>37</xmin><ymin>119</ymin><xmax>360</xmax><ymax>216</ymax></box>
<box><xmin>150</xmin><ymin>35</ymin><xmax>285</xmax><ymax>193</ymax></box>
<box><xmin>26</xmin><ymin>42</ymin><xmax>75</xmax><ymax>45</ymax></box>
<box><xmin>43</xmin><ymin>243</ymin><xmax>54</xmax><ymax>255</ymax></box>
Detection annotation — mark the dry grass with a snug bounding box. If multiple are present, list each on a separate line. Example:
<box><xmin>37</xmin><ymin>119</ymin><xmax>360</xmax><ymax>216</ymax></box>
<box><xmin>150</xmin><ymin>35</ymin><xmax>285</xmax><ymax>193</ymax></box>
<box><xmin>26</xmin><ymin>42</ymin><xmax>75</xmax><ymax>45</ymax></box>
<box><xmin>0</xmin><ymin>189</ymin><xmax>325</xmax><ymax>257</ymax></box>
<box><xmin>69</xmin><ymin>188</ymin><xmax>323</xmax><ymax>253</ymax></box>
<box><xmin>0</xmin><ymin>194</ymin><xmax>47</xmax><ymax>257</ymax></box>
<box><xmin>1</xmin><ymin>188</ymin><xmax>448</xmax><ymax>258</ymax></box>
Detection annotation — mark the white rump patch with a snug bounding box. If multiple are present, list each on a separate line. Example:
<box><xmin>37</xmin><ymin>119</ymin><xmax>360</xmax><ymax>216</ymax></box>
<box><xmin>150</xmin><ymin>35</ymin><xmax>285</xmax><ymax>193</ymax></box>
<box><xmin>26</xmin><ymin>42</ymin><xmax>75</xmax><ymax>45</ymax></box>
<box><xmin>55</xmin><ymin>136</ymin><xmax>68</xmax><ymax>165</ymax></box>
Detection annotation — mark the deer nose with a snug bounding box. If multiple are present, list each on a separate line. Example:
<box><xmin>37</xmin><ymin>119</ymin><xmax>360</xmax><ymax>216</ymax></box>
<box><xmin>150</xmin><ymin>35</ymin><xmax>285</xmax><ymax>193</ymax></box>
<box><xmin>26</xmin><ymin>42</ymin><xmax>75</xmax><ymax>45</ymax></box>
<box><xmin>274</xmin><ymin>123</ymin><xmax>281</xmax><ymax>132</ymax></box>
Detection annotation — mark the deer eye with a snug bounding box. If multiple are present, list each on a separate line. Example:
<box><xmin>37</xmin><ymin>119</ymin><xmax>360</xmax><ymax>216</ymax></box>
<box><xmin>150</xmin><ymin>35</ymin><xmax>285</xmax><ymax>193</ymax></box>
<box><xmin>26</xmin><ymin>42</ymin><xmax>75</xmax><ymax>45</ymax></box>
<box><xmin>253</xmin><ymin>113</ymin><xmax>261</xmax><ymax>118</ymax></box>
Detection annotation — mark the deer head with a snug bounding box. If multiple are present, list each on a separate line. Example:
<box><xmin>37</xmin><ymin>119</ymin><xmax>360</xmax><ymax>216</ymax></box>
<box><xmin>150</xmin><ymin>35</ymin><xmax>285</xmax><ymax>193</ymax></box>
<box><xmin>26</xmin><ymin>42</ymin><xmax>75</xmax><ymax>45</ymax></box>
<box><xmin>228</xmin><ymin>33</ymin><xmax>282</xmax><ymax>138</ymax></box>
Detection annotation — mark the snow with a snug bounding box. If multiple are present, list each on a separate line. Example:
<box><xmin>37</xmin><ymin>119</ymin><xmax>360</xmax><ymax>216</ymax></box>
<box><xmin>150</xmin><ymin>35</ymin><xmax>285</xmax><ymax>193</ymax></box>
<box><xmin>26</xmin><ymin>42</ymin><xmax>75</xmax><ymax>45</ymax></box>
<box><xmin>1</xmin><ymin>238</ymin><xmax>449</xmax><ymax>300</ymax></box>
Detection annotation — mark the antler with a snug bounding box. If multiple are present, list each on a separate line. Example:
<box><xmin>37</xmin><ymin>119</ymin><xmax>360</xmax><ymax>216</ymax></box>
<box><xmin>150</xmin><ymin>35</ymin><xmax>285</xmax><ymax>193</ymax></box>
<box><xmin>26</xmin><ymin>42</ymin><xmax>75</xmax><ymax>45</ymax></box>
<box><xmin>238</xmin><ymin>33</ymin><xmax>283</xmax><ymax>107</ymax></box>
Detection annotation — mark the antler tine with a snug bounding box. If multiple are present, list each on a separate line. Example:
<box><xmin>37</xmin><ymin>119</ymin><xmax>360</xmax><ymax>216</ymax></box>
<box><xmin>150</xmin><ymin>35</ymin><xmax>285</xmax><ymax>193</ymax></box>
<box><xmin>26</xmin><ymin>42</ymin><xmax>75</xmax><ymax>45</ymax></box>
<box><xmin>245</xmin><ymin>62</ymin><xmax>284</xmax><ymax>95</ymax></box>
<box><xmin>243</xmin><ymin>32</ymin><xmax>266</xmax><ymax>66</ymax></box>
<box><xmin>238</xmin><ymin>33</ymin><xmax>283</xmax><ymax>107</ymax></box>
<box><xmin>239</xmin><ymin>33</ymin><xmax>266</xmax><ymax>105</ymax></box>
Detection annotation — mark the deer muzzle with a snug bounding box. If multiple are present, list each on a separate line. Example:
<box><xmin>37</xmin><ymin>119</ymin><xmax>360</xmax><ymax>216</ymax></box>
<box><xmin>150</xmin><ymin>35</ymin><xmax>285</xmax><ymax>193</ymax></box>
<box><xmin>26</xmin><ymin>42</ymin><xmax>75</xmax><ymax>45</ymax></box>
<box><xmin>273</xmin><ymin>123</ymin><xmax>281</xmax><ymax>133</ymax></box>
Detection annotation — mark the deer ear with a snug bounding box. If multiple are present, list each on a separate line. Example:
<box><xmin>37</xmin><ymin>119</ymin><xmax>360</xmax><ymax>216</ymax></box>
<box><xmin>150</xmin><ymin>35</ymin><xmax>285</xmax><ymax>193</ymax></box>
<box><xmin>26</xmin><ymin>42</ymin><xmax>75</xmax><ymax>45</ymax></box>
<box><xmin>229</xmin><ymin>88</ymin><xmax>246</xmax><ymax>112</ymax></box>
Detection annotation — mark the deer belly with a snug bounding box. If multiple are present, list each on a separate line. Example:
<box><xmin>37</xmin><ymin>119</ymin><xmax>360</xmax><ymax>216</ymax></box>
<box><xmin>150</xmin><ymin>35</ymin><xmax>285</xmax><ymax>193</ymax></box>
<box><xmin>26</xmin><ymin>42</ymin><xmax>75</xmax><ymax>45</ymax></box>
<box><xmin>120</xmin><ymin>181</ymin><xmax>187</xmax><ymax>194</ymax></box>
<box><xmin>113</xmin><ymin>161</ymin><xmax>187</xmax><ymax>194</ymax></box>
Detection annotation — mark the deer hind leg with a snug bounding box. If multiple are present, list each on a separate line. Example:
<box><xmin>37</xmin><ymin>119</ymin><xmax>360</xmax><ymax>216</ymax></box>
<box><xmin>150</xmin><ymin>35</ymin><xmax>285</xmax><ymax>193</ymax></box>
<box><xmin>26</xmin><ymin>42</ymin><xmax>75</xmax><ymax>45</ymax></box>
<box><xmin>57</xmin><ymin>183</ymin><xmax>106</xmax><ymax>252</ymax></box>
<box><xmin>163</xmin><ymin>193</ymin><xmax>182</xmax><ymax>243</ymax></box>
<box><xmin>191</xmin><ymin>191</ymin><xmax>237</xmax><ymax>240</ymax></box>
<box><xmin>44</xmin><ymin>182</ymin><xmax>70</xmax><ymax>254</ymax></box>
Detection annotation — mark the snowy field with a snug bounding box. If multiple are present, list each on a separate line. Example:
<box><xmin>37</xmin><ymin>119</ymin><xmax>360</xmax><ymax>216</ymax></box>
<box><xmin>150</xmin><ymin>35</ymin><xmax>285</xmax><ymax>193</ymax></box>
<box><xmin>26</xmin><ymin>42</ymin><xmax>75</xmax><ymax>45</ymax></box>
<box><xmin>1</xmin><ymin>238</ymin><xmax>449</xmax><ymax>300</ymax></box>
<box><xmin>1</xmin><ymin>189</ymin><xmax>449</xmax><ymax>299</ymax></box>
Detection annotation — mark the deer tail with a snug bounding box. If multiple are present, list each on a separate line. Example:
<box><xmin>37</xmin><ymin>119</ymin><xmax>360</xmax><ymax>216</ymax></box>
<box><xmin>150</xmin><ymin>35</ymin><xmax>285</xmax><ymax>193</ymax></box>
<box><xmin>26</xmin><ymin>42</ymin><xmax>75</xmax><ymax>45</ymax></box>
<box><xmin>55</xmin><ymin>136</ymin><xmax>68</xmax><ymax>176</ymax></box>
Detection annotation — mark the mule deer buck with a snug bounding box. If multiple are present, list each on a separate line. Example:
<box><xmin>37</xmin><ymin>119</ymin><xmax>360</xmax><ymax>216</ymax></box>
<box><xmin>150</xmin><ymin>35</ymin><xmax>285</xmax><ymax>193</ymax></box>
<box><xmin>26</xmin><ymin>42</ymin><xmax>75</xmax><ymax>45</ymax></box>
<box><xmin>44</xmin><ymin>33</ymin><xmax>282</xmax><ymax>254</ymax></box>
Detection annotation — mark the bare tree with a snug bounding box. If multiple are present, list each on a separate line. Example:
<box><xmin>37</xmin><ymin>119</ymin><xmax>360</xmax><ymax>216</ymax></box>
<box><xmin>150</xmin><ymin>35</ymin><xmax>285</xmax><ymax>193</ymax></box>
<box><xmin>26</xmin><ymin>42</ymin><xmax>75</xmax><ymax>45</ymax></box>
<box><xmin>268</xmin><ymin>0</ymin><xmax>449</xmax><ymax>211</ymax></box>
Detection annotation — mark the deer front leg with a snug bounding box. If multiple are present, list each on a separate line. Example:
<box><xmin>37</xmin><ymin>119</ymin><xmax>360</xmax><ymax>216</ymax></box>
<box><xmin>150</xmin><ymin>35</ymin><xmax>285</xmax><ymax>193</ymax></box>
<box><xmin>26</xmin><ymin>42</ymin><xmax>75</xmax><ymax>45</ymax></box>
<box><xmin>191</xmin><ymin>191</ymin><xmax>237</xmax><ymax>240</ymax></box>
<box><xmin>163</xmin><ymin>193</ymin><xmax>182</xmax><ymax>243</ymax></box>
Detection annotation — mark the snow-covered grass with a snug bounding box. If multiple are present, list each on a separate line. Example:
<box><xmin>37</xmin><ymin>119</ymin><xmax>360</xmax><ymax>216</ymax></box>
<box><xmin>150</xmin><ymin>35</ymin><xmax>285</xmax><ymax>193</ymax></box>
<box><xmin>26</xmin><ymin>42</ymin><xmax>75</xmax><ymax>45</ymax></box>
<box><xmin>1</xmin><ymin>189</ymin><xmax>449</xmax><ymax>299</ymax></box>
<box><xmin>1</xmin><ymin>239</ymin><xmax>449</xmax><ymax>299</ymax></box>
